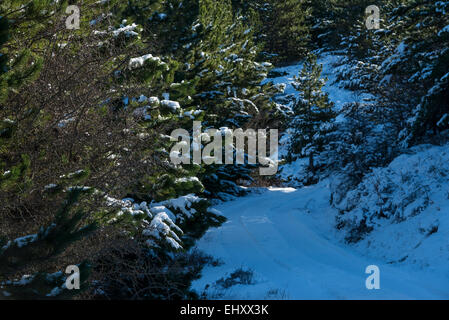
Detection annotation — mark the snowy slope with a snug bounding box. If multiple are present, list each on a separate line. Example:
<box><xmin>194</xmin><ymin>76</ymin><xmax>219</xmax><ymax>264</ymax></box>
<box><xmin>274</xmin><ymin>54</ymin><xmax>372</xmax><ymax>183</ymax></box>
<box><xmin>337</xmin><ymin>143</ymin><xmax>449</xmax><ymax>273</ymax></box>
<box><xmin>264</xmin><ymin>54</ymin><xmax>371</xmax><ymax>111</ymax></box>
<box><xmin>191</xmin><ymin>183</ymin><xmax>449</xmax><ymax>299</ymax></box>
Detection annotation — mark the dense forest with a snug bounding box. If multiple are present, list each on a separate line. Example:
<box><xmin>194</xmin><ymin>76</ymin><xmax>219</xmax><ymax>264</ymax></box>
<box><xmin>0</xmin><ymin>0</ymin><xmax>448</xmax><ymax>299</ymax></box>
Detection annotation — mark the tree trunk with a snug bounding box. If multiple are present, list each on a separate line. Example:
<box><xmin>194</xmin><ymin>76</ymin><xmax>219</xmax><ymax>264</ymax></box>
<box><xmin>309</xmin><ymin>152</ymin><xmax>314</xmax><ymax>171</ymax></box>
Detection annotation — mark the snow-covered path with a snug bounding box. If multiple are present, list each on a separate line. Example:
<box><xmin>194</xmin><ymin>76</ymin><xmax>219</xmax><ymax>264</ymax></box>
<box><xmin>192</xmin><ymin>183</ymin><xmax>449</xmax><ymax>299</ymax></box>
<box><xmin>192</xmin><ymin>55</ymin><xmax>449</xmax><ymax>300</ymax></box>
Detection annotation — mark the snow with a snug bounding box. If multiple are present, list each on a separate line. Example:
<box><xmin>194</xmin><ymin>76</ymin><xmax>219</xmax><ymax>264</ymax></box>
<box><xmin>46</xmin><ymin>286</ymin><xmax>63</xmax><ymax>297</ymax></box>
<box><xmin>1</xmin><ymin>234</ymin><xmax>38</xmax><ymax>250</ymax></box>
<box><xmin>143</xmin><ymin>212</ymin><xmax>183</xmax><ymax>250</ymax></box>
<box><xmin>191</xmin><ymin>53</ymin><xmax>449</xmax><ymax>300</ymax></box>
<box><xmin>6</xmin><ymin>275</ymin><xmax>34</xmax><ymax>285</ymax></box>
<box><xmin>437</xmin><ymin>114</ymin><xmax>449</xmax><ymax>127</ymax></box>
<box><xmin>192</xmin><ymin>183</ymin><xmax>449</xmax><ymax>299</ymax></box>
<box><xmin>337</xmin><ymin>143</ymin><xmax>449</xmax><ymax>273</ymax></box>
<box><xmin>112</xmin><ymin>23</ymin><xmax>138</xmax><ymax>37</ymax></box>
<box><xmin>148</xmin><ymin>96</ymin><xmax>160</xmax><ymax>105</ymax></box>
<box><xmin>154</xmin><ymin>193</ymin><xmax>203</xmax><ymax>222</ymax></box>
<box><xmin>263</xmin><ymin>54</ymin><xmax>371</xmax><ymax>111</ymax></box>
<box><xmin>129</xmin><ymin>54</ymin><xmax>166</xmax><ymax>69</ymax></box>
<box><xmin>438</xmin><ymin>24</ymin><xmax>449</xmax><ymax>36</ymax></box>
<box><xmin>106</xmin><ymin>192</ymin><xmax>209</xmax><ymax>250</ymax></box>
<box><xmin>105</xmin><ymin>196</ymin><xmax>182</xmax><ymax>249</ymax></box>
<box><xmin>160</xmin><ymin>100</ymin><xmax>181</xmax><ymax>112</ymax></box>
<box><xmin>137</xmin><ymin>95</ymin><xmax>147</xmax><ymax>102</ymax></box>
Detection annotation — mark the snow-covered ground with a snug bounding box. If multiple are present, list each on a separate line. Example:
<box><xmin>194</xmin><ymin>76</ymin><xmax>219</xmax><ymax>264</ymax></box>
<box><xmin>191</xmin><ymin>55</ymin><xmax>449</xmax><ymax>300</ymax></box>
<box><xmin>337</xmin><ymin>143</ymin><xmax>449</xmax><ymax>272</ymax></box>
<box><xmin>191</xmin><ymin>183</ymin><xmax>449</xmax><ymax>299</ymax></box>
<box><xmin>264</xmin><ymin>54</ymin><xmax>372</xmax><ymax>110</ymax></box>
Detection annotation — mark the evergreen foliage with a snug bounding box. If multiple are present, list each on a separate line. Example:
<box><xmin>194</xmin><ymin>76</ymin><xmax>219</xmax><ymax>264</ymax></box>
<box><xmin>5</xmin><ymin>0</ymin><xmax>448</xmax><ymax>300</ymax></box>
<box><xmin>0</xmin><ymin>190</ymin><xmax>96</xmax><ymax>299</ymax></box>
<box><xmin>264</xmin><ymin>0</ymin><xmax>311</xmax><ymax>62</ymax></box>
<box><xmin>289</xmin><ymin>54</ymin><xmax>336</xmax><ymax>172</ymax></box>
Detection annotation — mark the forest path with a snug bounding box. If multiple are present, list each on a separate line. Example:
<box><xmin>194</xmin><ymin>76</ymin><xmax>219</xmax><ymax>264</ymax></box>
<box><xmin>191</xmin><ymin>183</ymin><xmax>449</xmax><ymax>299</ymax></box>
<box><xmin>192</xmin><ymin>55</ymin><xmax>449</xmax><ymax>299</ymax></box>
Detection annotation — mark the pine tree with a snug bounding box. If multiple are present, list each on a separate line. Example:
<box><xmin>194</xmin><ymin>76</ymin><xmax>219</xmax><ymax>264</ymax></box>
<box><xmin>129</xmin><ymin>0</ymin><xmax>282</xmax><ymax>199</ymax></box>
<box><xmin>0</xmin><ymin>0</ymin><xmax>197</xmax><ymax>299</ymax></box>
<box><xmin>175</xmin><ymin>0</ymin><xmax>277</xmax><ymax>128</ymax></box>
<box><xmin>262</xmin><ymin>0</ymin><xmax>311</xmax><ymax>62</ymax></box>
<box><xmin>0</xmin><ymin>189</ymin><xmax>96</xmax><ymax>299</ymax></box>
<box><xmin>325</xmin><ymin>101</ymin><xmax>399</xmax><ymax>204</ymax></box>
<box><xmin>0</xmin><ymin>15</ymin><xmax>8</xmax><ymax>100</ymax></box>
<box><xmin>388</xmin><ymin>0</ymin><xmax>449</xmax><ymax>143</ymax></box>
<box><xmin>341</xmin><ymin>0</ymin><xmax>449</xmax><ymax>146</ymax></box>
<box><xmin>289</xmin><ymin>54</ymin><xmax>336</xmax><ymax>171</ymax></box>
<box><xmin>0</xmin><ymin>1</ymin><xmax>62</xmax><ymax>94</ymax></box>
<box><xmin>0</xmin><ymin>12</ymin><xmax>98</xmax><ymax>295</ymax></box>
<box><xmin>310</xmin><ymin>0</ymin><xmax>385</xmax><ymax>49</ymax></box>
